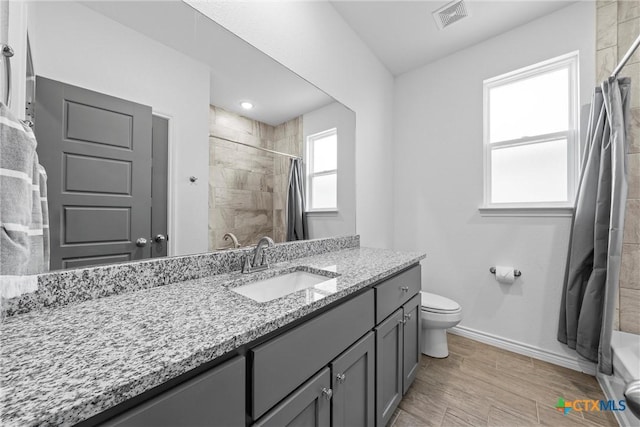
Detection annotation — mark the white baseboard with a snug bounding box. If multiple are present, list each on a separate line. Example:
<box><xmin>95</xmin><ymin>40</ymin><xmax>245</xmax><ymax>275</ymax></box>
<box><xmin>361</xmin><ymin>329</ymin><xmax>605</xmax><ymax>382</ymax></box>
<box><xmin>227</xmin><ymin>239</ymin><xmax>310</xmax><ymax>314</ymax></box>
<box><xmin>449</xmin><ymin>325</ymin><xmax>597</xmax><ymax>375</ymax></box>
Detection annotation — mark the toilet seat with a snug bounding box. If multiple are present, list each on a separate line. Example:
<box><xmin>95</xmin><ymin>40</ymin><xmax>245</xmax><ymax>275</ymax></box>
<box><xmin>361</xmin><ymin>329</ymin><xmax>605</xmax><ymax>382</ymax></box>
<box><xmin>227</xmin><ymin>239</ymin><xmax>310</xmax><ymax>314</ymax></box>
<box><xmin>420</xmin><ymin>291</ymin><xmax>461</xmax><ymax>313</ymax></box>
<box><xmin>422</xmin><ymin>306</ymin><xmax>462</xmax><ymax>315</ymax></box>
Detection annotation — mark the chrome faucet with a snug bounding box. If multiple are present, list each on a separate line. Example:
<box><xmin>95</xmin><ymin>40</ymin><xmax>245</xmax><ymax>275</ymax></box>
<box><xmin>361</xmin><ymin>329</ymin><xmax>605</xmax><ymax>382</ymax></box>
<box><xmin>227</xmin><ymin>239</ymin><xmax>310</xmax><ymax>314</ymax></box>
<box><xmin>242</xmin><ymin>236</ymin><xmax>275</xmax><ymax>273</ymax></box>
<box><xmin>223</xmin><ymin>232</ymin><xmax>241</xmax><ymax>248</ymax></box>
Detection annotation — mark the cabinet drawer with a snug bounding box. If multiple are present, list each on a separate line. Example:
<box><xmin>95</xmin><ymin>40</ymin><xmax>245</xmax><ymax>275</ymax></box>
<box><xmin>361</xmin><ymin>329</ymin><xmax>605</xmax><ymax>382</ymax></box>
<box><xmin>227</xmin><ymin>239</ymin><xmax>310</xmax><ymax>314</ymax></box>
<box><xmin>251</xmin><ymin>289</ymin><xmax>374</xmax><ymax>419</ymax></box>
<box><xmin>103</xmin><ymin>356</ymin><xmax>245</xmax><ymax>427</ymax></box>
<box><xmin>375</xmin><ymin>265</ymin><xmax>421</xmax><ymax>323</ymax></box>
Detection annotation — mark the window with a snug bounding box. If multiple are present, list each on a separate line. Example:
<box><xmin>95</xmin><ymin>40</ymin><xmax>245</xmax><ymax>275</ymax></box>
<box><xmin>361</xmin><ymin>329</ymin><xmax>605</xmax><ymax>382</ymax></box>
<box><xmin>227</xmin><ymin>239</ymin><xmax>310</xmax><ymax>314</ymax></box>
<box><xmin>482</xmin><ymin>52</ymin><xmax>579</xmax><ymax>213</ymax></box>
<box><xmin>306</xmin><ymin>128</ymin><xmax>337</xmax><ymax>211</ymax></box>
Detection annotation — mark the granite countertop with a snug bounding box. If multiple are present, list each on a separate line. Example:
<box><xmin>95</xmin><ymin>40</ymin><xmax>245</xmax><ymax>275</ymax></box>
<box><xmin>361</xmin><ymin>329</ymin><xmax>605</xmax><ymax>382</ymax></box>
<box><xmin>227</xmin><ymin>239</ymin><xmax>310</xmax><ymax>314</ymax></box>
<box><xmin>0</xmin><ymin>247</ymin><xmax>424</xmax><ymax>426</ymax></box>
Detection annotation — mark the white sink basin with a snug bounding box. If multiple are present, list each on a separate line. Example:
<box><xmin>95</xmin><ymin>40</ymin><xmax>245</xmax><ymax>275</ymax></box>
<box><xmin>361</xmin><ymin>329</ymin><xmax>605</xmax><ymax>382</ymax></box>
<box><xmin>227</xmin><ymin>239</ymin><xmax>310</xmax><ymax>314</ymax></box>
<box><xmin>230</xmin><ymin>271</ymin><xmax>338</xmax><ymax>303</ymax></box>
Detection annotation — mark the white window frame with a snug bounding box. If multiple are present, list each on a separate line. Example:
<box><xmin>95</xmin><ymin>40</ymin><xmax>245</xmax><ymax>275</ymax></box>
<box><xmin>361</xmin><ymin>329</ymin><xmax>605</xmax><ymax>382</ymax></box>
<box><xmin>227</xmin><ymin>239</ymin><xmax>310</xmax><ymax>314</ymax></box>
<box><xmin>306</xmin><ymin>128</ymin><xmax>338</xmax><ymax>212</ymax></box>
<box><xmin>481</xmin><ymin>52</ymin><xmax>580</xmax><ymax>216</ymax></box>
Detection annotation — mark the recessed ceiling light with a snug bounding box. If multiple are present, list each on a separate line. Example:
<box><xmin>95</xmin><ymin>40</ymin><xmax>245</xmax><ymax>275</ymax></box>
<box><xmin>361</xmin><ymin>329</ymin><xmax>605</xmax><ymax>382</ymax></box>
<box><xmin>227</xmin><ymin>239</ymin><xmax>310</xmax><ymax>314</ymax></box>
<box><xmin>240</xmin><ymin>101</ymin><xmax>254</xmax><ymax>110</ymax></box>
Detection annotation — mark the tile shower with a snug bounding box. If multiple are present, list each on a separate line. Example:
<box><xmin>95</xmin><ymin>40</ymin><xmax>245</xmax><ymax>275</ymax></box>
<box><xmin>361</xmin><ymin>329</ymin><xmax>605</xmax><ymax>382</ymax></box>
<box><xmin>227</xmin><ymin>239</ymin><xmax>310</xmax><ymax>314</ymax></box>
<box><xmin>596</xmin><ymin>0</ymin><xmax>640</xmax><ymax>335</ymax></box>
<box><xmin>208</xmin><ymin>105</ymin><xmax>303</xmax><ymax>250</ymax></box>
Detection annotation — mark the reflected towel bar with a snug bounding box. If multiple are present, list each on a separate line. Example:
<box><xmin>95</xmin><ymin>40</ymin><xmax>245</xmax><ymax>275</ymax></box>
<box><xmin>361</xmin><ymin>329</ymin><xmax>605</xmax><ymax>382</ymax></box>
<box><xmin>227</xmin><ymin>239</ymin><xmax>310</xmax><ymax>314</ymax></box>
<box><xmin>489</xmin><ymin>267</ymin><xmax>522</xmax><ymax>277</ymax></box>
<box><xmin>2</xmin><ymin>44</ymin><xmax>13</xmax><ymax>107</ymax></box>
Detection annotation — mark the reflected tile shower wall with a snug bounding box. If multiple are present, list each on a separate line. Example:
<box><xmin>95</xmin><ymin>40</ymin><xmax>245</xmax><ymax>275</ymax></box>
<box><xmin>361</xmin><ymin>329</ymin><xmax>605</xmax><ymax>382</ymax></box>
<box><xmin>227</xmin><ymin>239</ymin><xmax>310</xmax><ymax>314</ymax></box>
<box><xmin>208</xmin><ymin>106</ymin><xmax>302</xmax><ymax>249</ymax></box>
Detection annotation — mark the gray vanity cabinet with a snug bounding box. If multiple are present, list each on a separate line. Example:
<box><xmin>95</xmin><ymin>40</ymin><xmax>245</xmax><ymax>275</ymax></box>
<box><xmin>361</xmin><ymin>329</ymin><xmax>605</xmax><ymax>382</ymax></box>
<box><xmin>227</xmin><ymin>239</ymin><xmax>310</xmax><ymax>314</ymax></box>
<box><xmin>250</xmin><ymin>290</ymin><xmax>374</xmax><ymax>420</ymax></box>
<box><xmin>331</xmin><ymin>331</ymin><xmax>375</xmax><ymax>427</ymax></box>
<box><xmin>374</xmin><ymin>265</ymin><xmax>422</xmax><ymax>427</ymax></box>
<box><xmin>253</xmin><ymin>368</ymin><xmax>331</xmax><ymax>427</ymax></box>
<box><xmin>102</xmin><ymin>356</ymin><xmax>245</xmax><ymax>427</ymax></box>
<box><xmin>402</xmin><ymin>293</ymin><xmax>421</xmax><ymax>394</ymax></box>
<box><xmin>375</xmin><ymin>308</ymin><xmax>404</xmax><ymax>427</ymax></box>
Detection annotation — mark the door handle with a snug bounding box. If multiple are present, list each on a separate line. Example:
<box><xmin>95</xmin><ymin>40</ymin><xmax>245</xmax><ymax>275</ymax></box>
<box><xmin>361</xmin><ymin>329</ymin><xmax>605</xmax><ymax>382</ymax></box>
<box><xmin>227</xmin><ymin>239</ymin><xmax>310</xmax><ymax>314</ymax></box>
<box><xmin>136</xmin><ymin>238</ymin><xmax>148</xmax><ymax>247</ymax></box>
<box><xmin>154</xmin><ymin>234</ymin><xmax>166</xmax><ymax>243</ymax></box>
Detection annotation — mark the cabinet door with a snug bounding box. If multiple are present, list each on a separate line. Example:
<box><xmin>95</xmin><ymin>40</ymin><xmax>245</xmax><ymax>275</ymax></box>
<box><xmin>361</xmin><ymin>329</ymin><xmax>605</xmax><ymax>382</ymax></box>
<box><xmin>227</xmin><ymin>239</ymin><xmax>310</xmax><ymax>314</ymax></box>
<box><xmin>103</xmin><ymin>356</ymin><xmax>245</xmax><ymax>427</ymax></box>
<box><xmin>402</xmin><ymin>293</ymin><xmax>421</xmax><ymax>394</ymax></box>
<box><xmin>254</xmin><ymin>367</ymin><xmax>331</xmax><ymax>427</ymax></box>
<box><xmin>331</xmin><ymin>331</ymin><xmax>375</xmax><ymax>427</ymax></box>
<box><xmin>375</xmin><ymin>308</ymin><xmax>404</xmax><ymax>427</ymax></box>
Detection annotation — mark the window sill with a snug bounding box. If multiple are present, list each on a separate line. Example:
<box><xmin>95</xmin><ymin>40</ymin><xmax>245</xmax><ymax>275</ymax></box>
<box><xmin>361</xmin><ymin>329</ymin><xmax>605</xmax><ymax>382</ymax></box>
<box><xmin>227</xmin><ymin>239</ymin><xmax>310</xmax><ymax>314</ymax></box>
<box><xmin>305</xmin><ymin>210</ymin><xmax>339</xmax><ymax>216</ymax></box>
<box><xmin>478</xmin><ymin>206</ymin><xmax>574</xmax><ymax>217</ymax></box>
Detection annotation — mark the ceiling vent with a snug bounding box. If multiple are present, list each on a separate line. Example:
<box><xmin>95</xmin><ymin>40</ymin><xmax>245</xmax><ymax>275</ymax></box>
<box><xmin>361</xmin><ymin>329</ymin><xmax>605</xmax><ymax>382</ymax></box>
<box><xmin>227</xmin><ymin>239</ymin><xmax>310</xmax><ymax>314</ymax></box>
<box><xmin>432</xmin><ymin>0</ymin><xmax>470</xmax><ymax>30</ymax></box>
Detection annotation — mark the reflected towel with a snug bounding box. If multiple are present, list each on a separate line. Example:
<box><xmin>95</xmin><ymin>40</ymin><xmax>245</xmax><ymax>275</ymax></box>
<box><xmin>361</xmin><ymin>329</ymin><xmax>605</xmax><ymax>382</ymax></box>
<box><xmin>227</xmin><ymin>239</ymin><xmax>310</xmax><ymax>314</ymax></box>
<box><xmin>0</xmin><ymin>102</ymin><xmax>49</xmax><ymax>297</ymax></box>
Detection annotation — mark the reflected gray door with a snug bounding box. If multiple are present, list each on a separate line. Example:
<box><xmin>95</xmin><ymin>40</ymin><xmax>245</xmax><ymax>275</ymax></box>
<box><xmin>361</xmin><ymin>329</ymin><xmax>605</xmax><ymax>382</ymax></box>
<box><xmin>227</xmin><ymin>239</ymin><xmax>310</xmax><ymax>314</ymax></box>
<box><xmin>35</xmin><ymin>76</ymin><xmax>153</xmax><ymax>269</ymax></box>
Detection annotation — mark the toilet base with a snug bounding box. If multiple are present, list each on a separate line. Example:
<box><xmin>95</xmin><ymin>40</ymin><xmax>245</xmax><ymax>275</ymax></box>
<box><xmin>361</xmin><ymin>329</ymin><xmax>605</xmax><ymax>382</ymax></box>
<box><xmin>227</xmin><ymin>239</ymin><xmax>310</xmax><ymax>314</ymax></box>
<box><xmin>421</xmin><ymin>328</ymin><xmax>450</xmax><ymax>358</ymax></box>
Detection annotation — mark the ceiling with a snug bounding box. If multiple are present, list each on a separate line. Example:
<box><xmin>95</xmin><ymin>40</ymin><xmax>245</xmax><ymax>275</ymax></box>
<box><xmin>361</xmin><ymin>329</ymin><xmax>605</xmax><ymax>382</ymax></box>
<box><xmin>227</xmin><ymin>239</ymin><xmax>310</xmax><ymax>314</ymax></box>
<box><xmin>331</xmin><ymin>0</ymin><xmax>577</xmax><ymax>76</ymax></box>
<box><xmin>81</xmin><ymin>1</ymin><xmax>334</xmax><ymax>126</ymax></box>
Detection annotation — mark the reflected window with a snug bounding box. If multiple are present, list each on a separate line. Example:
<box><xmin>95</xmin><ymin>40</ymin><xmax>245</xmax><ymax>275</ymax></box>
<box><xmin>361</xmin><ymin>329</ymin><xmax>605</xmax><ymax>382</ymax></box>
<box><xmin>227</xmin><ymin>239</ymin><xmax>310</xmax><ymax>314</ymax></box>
<box><xmin>306</xmin><ymin>128</ymin><xmax>337</xmax><ymax>211</ymax></box>
<box><xmin>483</xmin><ymin>52</ymin><xmax>579</xmax><ymax>208</ymax></box>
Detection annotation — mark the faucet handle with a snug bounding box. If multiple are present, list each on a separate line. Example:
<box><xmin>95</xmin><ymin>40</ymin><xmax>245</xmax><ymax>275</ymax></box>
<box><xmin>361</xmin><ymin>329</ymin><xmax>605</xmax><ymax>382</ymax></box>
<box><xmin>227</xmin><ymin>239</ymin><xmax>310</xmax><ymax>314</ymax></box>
<box><xmin>242</xmin><ymin>255</ymin><xmax>252</xmax><ymax>274</ymax></box>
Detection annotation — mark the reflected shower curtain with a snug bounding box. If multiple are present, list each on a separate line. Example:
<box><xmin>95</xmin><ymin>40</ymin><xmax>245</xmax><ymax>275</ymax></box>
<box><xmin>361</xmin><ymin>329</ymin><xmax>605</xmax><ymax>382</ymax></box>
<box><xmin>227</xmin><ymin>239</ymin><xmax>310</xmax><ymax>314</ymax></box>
<box><xmin>286</xmin><ymin>158</ymin><xmax>308</xmax><ymax>241</ymax></box>
<box><xmin>558</xmin><ymin>77</ymin><xmax>630</xmax><ymax>374</ymax></box>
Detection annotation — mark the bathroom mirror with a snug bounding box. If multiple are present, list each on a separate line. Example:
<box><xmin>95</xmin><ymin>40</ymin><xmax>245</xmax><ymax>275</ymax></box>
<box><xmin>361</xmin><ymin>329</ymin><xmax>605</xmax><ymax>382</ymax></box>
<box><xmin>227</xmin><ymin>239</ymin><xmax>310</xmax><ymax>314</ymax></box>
<box><xmin>24</xmin><ymin>0</ymin><xmax>356</xmax><ymax>271</ymax></box>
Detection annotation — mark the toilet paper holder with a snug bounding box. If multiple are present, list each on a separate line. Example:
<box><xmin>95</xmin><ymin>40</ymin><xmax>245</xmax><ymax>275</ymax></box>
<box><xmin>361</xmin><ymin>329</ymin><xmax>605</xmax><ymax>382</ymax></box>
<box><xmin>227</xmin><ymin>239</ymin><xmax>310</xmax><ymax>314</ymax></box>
<box><xmin>489</xmin><ymin>267</ymin><xmax>522</xmax><ymax>277</ymax></box>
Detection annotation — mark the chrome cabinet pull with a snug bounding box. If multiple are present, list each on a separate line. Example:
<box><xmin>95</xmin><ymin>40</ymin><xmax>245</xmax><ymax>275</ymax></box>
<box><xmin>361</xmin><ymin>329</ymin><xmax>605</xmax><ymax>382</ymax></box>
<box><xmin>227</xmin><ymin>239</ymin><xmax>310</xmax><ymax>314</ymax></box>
<box><xmin>404</xmin><ymin>313</ymin><xmax>412</xmax><ymax>320</ymax></box>
<box><xmin>135</xmin><ymin>238</ymin><xmax>148</xmax><ymax>247</ymax></box>
<box><xmin>336</xmin><ymin>373</ymin><xmax>346</xmax><ymax>383</ymax></box>
<box><xmin>398</xmin><ymin>318</ymin><xmax>407</xmax><ymax>324</ymax></box>
<box><xmin>321</xmin><ymin>387</ymin><xmax>333</xmax><ymax>400</ymax></box>
<box><xmin>400</xmin><ymin>286</ymin><xmax>409</xmax><ymax>292</ymax></box>
<box><xmin>154</xmin><ymin>234</ymin><xmax>166</xmax><ymax>243</ymax></box>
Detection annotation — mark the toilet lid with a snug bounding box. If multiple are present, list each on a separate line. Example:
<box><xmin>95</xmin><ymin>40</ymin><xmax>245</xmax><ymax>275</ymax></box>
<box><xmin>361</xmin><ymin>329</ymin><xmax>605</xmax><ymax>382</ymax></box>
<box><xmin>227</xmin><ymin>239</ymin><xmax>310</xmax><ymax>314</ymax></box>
<box><xmin>420</xmin><ymin>291</ymin><xmax>460</xmax><ymax>312</ymax></box>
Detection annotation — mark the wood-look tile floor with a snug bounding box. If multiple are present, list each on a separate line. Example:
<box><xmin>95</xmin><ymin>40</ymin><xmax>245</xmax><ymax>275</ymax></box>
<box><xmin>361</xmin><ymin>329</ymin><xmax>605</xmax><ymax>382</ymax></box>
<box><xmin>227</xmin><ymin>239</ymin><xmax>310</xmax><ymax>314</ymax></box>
<box><xmin>388</xmin><ymin>334</ymin><xmax>619</xmax><ymax>427</ymax></box>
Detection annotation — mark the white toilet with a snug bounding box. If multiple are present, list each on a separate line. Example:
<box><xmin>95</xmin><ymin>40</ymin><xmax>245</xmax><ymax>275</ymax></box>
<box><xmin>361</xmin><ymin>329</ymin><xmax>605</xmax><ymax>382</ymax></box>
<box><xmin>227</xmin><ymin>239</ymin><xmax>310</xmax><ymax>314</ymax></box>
<box><xmin>420</xmin><ymin>291</ymin><xmax>462</xmax><ymax>358</ymax></box>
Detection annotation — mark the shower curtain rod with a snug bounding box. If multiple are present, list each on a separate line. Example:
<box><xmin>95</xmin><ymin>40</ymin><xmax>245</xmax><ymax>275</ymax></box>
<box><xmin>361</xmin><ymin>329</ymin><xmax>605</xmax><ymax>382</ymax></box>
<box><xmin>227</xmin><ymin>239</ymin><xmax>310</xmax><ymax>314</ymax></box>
<box><xmin>209</xmin><ymin>135</ymin><xmax>302</xmax><ymax>160</ymax></box>
<box><xmin>611</xmin><ymin>33</ymin><xmax>640</xmax><ymax>78</ymax></box>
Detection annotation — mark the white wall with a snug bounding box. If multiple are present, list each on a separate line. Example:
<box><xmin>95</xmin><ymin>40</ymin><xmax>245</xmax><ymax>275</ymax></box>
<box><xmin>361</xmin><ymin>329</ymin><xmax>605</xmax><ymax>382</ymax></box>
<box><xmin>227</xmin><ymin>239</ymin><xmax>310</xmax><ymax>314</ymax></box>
<box><xmin>28</xmin><ymin>1</ymin><xmax>210</xmax><ymax>256</ymax></box>
<box><xmin>393</xmin><ymin>2</ymin><xmax>596</xmax><ymax>363</ymax></box>
<box><xmin>303</xmin><ymin>102</ymin><xmax>356</xmax><ymax>239</ymax></box>
<box><xmin>186</xmin><ymin>0</ymin><xmax>395</xmax><ymax>249</ymax></box>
